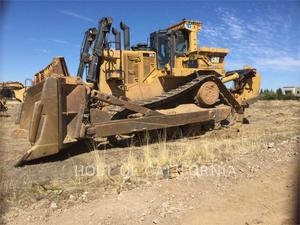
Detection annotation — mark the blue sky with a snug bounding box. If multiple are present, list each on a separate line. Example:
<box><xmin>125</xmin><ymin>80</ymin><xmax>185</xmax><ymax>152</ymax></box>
<box><xmin>0</xmin><ymin>0</ymin><xmax>299</xmax><ymax>89</ymax></box>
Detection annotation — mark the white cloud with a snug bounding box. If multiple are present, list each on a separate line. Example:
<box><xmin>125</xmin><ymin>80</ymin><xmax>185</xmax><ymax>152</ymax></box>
<box><xmin>254</xmin><ymin>56</ymin><xmax>300</xmax><ymax>70</ymax></box>
<box><xmin>60</xmin><ymin>10</ymin><xmax>95</xmax><ymax>23</ymax></box>
<box><xmin>246</xmin><ymin>24</ymin><xmax>264</xmax><ymax>33</ymax></box>
<box><xmin>49</xmin><ymin>39</ymin><xmax>69</xmax><ymax>44</ymax></box>
<box><xmin>34</xmin><ymin>49</ymin><xmax>49</xmax><ymax>54</ymax></box>
<box><xmin>200</xmin><ymin>7</ymin><xmax>299</xmax><ymax>72</ymax></box>
<box><xmin>202</xmin><ymin>26</ymin><xmax>223</xmax><ymax>38</ymax></box>
<box><xmin>221</xmin><ymin>14</ymin><xmax>245</xmax><ymax>39</ymax></box>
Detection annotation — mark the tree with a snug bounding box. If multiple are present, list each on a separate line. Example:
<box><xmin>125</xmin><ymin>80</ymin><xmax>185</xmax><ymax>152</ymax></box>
<box><xmin>276</xmin><ymin>88</ymin><xmax>283</xmax><ymax>100</ymax></box>
<box><xmin>259</xmin><ymin>87</ymin><xmax>299</xmax><ymax>100</ymax></box>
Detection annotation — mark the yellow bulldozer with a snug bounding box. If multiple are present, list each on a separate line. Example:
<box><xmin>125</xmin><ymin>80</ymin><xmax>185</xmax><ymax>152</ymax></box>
<box><xmin>0</xmin><ymin>81</ymin><xmax>26</xmax><ymax>112</ymax></box>
<box><xmin>0</xmin><ymin>81</ymin><xmax>26</xmax><ymax>103</ymax></box>
<box><xmin>15</xmin><ymin>17</ymin><xmax>261</xmax><ymax>166</ymax></box>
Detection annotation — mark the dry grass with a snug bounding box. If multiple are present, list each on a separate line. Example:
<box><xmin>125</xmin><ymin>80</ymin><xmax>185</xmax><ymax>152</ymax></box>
<box><xmin>93</xmin><ymin>112</ymin><xmax>299</xmax><ymax>182</ymax></box>
<box><xmin>86</xmin><ymin>99</ymin><xmax>300</xmax><ymax>183</ymax></box>
<box><xmin>121</xmin><ymin>131</ymin><xmax>267</xmax><ymax>177</ymax></box>
<box><xmin>82</xmin><ymin>140</ymin><xmax>111</xmax><ymax>183</ymax></box>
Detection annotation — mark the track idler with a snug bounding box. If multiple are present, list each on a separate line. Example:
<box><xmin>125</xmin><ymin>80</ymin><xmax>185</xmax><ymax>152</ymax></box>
<box><xmin>196</xmin><ymin>81</ymin><xmax>220</xmax><ymax>107</ymax></box>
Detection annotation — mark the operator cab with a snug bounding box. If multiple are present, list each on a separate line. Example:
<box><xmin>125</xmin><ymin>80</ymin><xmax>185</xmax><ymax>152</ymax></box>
<box><xmin>150</xmin><ymin>29</ymin><xmax>189</xmax><ymax>69</ymax></box>
<box><xmin>150</xmin><ymin>19</ymin><xmax>200</xmax><ymax>69</ymax></box>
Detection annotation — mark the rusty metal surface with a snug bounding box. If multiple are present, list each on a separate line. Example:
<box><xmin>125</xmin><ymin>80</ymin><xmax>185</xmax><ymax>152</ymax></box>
<box><xmin>60</xmin><ymin>81</ymin><xmax>86</xmax><ymax>141</ymax></box>
<box><xmin>16</xmin><ymin>77</ymin><xmax>86</xmax><ymax>166</ymax></box>
<box><xmin>91</xmin><ymin>90</ymin><xmax>161</xmax><ymax>116</ymax></box>
<box><xmin>90</xmin><ymin>109</ymin><xmax>111</xmax><ymax>124</ymax></box>
<box><xmin>16</xmin><ymin>78</ymin><xmax>60</xmax><ymax>166</ymax></box>
<box><xmin>18</xmin><ymin>81</ymin><xmax>44</xmax><ymax>129</ymax></box>
<box><xmin>196</xmin><ymin>81</ymin><xmax>220</xmax><ymax>106</ymax></box>
<box><xmin>33</xmin><ymin>57</ymin><xmax>70</xmax><ymax>85</ymax></box>
<box><xmin>87</xmin><ymin>106</ymin><xmax>231</xmax><ymax>138</ymax></box>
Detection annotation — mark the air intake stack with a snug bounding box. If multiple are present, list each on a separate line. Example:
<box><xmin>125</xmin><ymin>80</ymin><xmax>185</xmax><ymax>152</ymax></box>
<box><xmin>120</xmin><ymin>22</ymin><xmax>130</xmax><ymax>50</ymax></box>
<box><xmin>112</xmin><ymin>27</ymin><xmax>121</xmax><ymax>50</ymax></box>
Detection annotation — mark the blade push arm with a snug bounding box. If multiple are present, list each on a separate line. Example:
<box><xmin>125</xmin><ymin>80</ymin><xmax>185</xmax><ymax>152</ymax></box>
<box><xmin>224</xmin><ymin>68</ymin><xmax>261</xmax><ymax>105</ymax></box>
<box><xmin>87</xmin><ymin>17</ymin><xmax>112</xmax><ymax>84</ymax></box>
<box><xmin>77</xmin><ymin>28</ymin><xmax>97</xmax><ymax>78</ymax></box>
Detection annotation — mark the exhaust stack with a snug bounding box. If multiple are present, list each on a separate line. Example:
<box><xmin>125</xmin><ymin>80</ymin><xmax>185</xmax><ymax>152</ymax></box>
<box><xmin>120</xmin><ymin>22</ymin><xmax>130</xmax><ymax>50</ymax></box>
<box><xmin>112</xmin><ymin>27</ymin><xmax>121</xmax><ymax>50</ymax></box>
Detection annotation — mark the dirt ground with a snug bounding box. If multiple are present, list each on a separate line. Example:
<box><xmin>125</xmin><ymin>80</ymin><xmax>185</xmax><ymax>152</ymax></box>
<box><xmin>0</xmin><ymin>100</ymin><xmax>299</xmax><ymax>225</ymax></box>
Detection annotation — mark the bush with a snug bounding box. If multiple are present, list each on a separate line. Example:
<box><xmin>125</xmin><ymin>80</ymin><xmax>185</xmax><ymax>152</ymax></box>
<box><xmin>259</xmin><ymin>88</ymin><xmax>299</xmax><ymax>100</ymax></box>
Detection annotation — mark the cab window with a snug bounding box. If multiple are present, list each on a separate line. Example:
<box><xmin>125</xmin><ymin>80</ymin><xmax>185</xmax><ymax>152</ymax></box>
<box><xmin>157</xmin><ymin>35</ymin><xmax>170</xmax><ymax>69</ymax></box>
<box><xmin>175</xmin><ymin>30</ymin><xmax>189</xmax><ymax>54</ymax></box>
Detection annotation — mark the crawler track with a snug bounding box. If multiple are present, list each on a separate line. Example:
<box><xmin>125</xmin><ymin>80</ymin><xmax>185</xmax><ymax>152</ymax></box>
<box><xmin>110</xmin><ymin>72</ymin><xmax>243</xmax><ymax>120</ymax></box>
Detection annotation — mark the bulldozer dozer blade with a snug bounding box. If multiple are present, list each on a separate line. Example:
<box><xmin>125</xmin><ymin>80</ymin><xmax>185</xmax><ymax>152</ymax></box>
<box><xmin>33</xmin><ymin>57</ymin><xmax>70</xmax><ymax>84</ymax></box>
<box><xmin>15</xmin><ymin>77</ymin><xmax>86</xmax><ymax>166</ymax></box>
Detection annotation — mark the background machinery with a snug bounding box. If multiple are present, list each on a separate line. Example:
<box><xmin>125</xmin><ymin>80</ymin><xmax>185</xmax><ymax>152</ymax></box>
<box><xmin>0</xmin><ymin>81</ymin><xmax>26</xmax><ymax>112</ymax></box>
<box><xmin>0</xmin><ymin>81</ymin><xmax>26</xmax><ymax>103</ymax></box>
<box><xmin>15</xmin><ymin>17</ymin><xmax>261</xmax><ymax>166</ymax></box>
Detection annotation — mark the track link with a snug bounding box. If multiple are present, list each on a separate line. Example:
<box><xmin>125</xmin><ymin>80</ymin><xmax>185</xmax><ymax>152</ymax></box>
<box><xmin>110</xmin><ymin>72</ymin><xmax>243</xmax><ymax>120</ymax></box>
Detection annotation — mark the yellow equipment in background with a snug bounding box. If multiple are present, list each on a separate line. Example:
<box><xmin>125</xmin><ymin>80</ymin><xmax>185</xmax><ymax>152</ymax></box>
<box><xmin>0</xmin><ymin>81</ymin><xmax>26</xmax><ymax>102</ymax></box>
